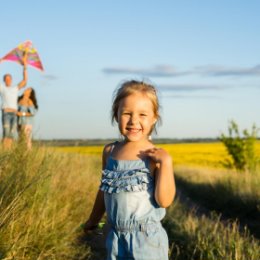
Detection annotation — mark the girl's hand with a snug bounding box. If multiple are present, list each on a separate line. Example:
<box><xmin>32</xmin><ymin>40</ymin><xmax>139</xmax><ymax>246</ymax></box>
<box><xmin>143</xmin><ymin>147</ymin><xmax>172</xmax><ymax>164</ymax></box>
<box><xmin>83</xmin><ymin>220</ymin><xmax>98</xmax><ymax>233</ymax></box>
<box><xmin>145</xmin><ymin>147</ymin><xmax>175</xmax><ymax>207</ymax></box>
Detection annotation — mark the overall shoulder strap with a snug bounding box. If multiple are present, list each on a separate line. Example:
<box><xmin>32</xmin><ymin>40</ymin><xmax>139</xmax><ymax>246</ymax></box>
<box><xmin>110</xmin><ymin>141</ymin><xmax>119</xmax><ymax>155</ymax></box>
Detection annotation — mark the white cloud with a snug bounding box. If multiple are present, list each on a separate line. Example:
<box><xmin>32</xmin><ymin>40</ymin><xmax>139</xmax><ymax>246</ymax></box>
<box><xmin>195</xmin><ymin>65</ymin><xmax>260</xmax><ymax>77</ymax></box>
<box><xmin>42</xmin><ymin>74</ymin><xmax>58</xmax><ymax>81</ymax></box>
<box><xmin>103</xmin><ymin>64</ymin><xmax>260</xmax><ymax>78</ymax></box>
<box><xmin>158</xmin><ymin>84</ymin><xmax>229</xmax><ymax>92</ymax></box>
<box><xmin>161</xmin><ymin>94</ymin><xmax>221</xmax><ymax>99</ymax></box>
<box><xmin>103</xmin><ymin>65</ymin><xmax>190</xmax><ymax>77</ymax></box>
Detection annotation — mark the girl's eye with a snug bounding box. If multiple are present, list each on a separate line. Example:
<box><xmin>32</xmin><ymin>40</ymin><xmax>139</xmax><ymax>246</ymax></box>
<box><xmin>140</xmin><ymin>114</ymin><xmax>147</xmax><ymax>117</ymax></box>
<box><xmin>123</xmin><ymin>112</ymin><xmax>130</xmax><ymax>115</ymax></box>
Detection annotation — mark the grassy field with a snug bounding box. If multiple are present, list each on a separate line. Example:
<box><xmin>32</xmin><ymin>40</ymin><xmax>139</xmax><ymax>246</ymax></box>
<box><xmin>0</xmin><ymin>142</ymin><xmax>259</xmax><ymax>259</ymax></box>
<box><xmin>0</xmin><ymin>145</ymin><xmax>99</xmax><ymax>259</ymax></box>
<box><xmin>174</xmin><ymin>166</ymin><xmax>260</xmax><ymax>238</ymax></box>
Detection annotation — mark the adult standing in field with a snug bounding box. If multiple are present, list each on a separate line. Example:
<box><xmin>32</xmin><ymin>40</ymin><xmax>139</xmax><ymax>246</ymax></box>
<box><xmin>17</xmin><ymin>87</ymin><xmax>38</xmax><ymax>150</ymax></box>
<box><xmin>0</xmin><ymin>54</ymin><xmax>28</xmax><ymax>149</ymax></box>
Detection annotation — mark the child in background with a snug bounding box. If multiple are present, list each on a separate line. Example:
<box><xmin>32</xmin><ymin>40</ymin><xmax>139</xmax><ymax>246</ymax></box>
<box><xmin>84</xmin><ymin>80</ymin><xmax>176</xmax><ymax>260</ymax></box>
<box><xmin>17</xmin><ymin>87</ymin><xmax>38</xmax><ymax>149</ymax></box>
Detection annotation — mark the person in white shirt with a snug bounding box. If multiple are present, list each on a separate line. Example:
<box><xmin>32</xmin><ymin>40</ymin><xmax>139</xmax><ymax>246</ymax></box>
<box><xmin>0</xmin><ymin>54</ymin><xmax>28</xmax><ymax>149</ymax></box>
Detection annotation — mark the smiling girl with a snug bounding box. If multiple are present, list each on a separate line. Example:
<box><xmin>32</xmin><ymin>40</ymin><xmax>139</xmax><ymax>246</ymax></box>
<box><xmin>84</xmin><ymin>80</ymin><xmax>176</xmax><ymax>260</ymax></box>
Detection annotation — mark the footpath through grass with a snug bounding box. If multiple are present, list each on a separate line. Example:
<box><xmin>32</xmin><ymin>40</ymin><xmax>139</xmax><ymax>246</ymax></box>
<box><xmin>175</xmin><ymin>165</ymin><xmax>260</xmax><ymax>239</ymax></box>
<box><xmin>164</xmin><ymin>200</ymin><xmax>260</xmax><ymax>260</ymax></box>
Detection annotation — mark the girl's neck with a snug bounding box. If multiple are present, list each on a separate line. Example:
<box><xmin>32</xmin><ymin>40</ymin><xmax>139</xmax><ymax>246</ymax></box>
<box><xmin>112</xmin><ymin>135</ymin><xmax>155</xmax><ymax>160</ymax></box>
<box><xmin>19</xmin><ymin>97</ymin><xmax>31</xmax><ymax>105</ymax></box>
<box><xmin>113</xmin><ymin>139</ymin><xmax>153</xmax><ymax>161</ymax></box>
<box><xmin>121</xmin><ymin>138</ymin><xmax>151</xmax><ymax>147</ymax></box>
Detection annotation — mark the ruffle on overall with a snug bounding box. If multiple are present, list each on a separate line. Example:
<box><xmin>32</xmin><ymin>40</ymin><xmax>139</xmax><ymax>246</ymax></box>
<box><xmin>100</xmin><ymin>167</ymin><xmax>153</xmax><ymax>194</ymax></box>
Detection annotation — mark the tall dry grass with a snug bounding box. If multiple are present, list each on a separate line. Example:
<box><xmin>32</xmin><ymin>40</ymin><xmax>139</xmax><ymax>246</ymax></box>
<box><xmin>1</xmin><ymin>144</ymin><xmax>259</xmax><ymax>259</ymax></box>
<box><xmin>174</xmin><ymin>165</ymin><xmax>260</xmax><ymax>238</ymax></box>
<box><xmin>0</xmin><ymin>144</ymin><xmax>101</xmax><ymax>260</ymax></box>
<box><xmin>164</xmin><ymin>200</ymin><xmax>260</xmax><ymax>260</ymax></box>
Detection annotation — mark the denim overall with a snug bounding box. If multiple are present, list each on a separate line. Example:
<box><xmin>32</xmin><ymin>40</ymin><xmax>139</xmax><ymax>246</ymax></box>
<box><xmin>100</xmin><ymin>152</ymin><xmax>169</xmax><ymax>260</ymax></box>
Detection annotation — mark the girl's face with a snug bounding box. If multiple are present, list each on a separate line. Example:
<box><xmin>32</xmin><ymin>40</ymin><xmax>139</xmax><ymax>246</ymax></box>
<box><xmin>24</xmin><ymin>88</ymin><xmax>32</xmax><ymax>98</ymax></box>
<box><xmin>117</xmin><ymin>92</ymin><xmax>157</xmax><ymax>142</ymax></box>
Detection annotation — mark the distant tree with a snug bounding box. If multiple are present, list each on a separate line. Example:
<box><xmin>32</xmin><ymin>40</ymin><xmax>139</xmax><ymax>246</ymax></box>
<box><xmin>220</xmin><ymin>120</ymin><xmax>258</xmax><ymax>172</ymax></box>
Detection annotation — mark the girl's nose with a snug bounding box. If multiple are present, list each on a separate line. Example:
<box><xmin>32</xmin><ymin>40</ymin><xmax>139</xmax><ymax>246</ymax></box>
<box><xmin>129</xmin><ymin>115</ymin><xmax>138</xmax><ymax>124</ymax></box>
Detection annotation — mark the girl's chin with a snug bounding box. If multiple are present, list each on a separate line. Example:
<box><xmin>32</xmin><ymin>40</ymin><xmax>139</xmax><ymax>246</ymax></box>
<box><xmin>124</xmin><ymin>134</ymin><xmax>149</xmax><ymax>142</ymax></box>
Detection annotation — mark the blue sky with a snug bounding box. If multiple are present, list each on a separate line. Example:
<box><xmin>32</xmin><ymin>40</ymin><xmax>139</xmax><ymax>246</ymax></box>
<box><xmin>1</xmin><ymin>1</ymin><xmax>259</xmax><ymax>139</ymax></box>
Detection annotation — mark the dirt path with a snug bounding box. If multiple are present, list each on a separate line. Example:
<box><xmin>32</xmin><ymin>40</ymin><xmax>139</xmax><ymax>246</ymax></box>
<box><xmin>176</xmin><ymin>189</ymin><xmax>209</xmax><ymax>217</ymax></box>
<box><xmin>176</xmin><ymin>187</ymin><xmax>260</xmax><ymax>240</ymax></box>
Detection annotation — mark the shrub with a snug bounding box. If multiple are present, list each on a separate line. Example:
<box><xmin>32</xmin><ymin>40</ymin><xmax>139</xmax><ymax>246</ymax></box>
<box><xmin>220</xmin><ymin>121</ymin><xmax>258</xmax><ymax>172</ymax></box>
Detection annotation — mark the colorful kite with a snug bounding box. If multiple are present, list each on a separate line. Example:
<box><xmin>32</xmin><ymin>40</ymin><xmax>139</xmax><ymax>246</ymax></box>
<box><xmin>0</xmin><ymin>40</ymin><xmax>44</xmax><ymax>71</ymax></box>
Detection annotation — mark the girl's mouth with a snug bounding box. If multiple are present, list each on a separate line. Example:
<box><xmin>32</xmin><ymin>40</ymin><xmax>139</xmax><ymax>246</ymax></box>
<box><xmin>126</xmin><ymin>128</ymin><xmax>141</xmax><ymax>133</ymax></box>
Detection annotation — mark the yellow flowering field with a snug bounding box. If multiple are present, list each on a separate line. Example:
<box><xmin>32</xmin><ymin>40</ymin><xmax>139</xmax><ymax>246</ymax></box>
<box><xmin>54</xmin><ymin>145</ymin><xmax>103</xmax><ymax>156</ymax></box>
<box><xmin>160</xmin><ymin>142</ymin><xmax>229</xmax><ymax>168</ymax></box>
<box><xmin>54</xmin><ymin>141</ymin><xmax>260</xmax><ymax>169</ymax></box>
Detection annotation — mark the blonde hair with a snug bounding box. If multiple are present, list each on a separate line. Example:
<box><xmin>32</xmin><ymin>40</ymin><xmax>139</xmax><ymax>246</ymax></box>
<box><xmin>111</xmin><ymin>80</ymin><xmax>161</xmax><ymax>133</ymax></box>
